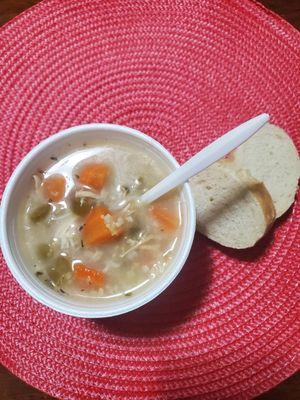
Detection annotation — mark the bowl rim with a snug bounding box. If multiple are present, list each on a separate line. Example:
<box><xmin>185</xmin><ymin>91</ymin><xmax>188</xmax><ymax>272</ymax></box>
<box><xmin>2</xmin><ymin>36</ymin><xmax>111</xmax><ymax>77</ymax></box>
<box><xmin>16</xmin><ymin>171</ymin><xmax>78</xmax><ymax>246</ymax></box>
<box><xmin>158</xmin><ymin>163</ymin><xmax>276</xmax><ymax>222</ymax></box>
<box><xmin>0</xmin><ymin>123</ymin><xmax>196</xmax><ymax>318</ymax></box>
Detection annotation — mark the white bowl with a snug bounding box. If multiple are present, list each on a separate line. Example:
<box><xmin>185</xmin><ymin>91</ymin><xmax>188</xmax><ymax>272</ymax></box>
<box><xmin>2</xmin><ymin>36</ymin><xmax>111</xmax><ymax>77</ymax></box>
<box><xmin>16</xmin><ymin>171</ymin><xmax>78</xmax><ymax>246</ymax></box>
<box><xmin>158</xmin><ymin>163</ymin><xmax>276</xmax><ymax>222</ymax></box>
<box><xmin>0</xmin><ymin>124</ymin><xmax>196</xmax><ymax>318</ymax></box>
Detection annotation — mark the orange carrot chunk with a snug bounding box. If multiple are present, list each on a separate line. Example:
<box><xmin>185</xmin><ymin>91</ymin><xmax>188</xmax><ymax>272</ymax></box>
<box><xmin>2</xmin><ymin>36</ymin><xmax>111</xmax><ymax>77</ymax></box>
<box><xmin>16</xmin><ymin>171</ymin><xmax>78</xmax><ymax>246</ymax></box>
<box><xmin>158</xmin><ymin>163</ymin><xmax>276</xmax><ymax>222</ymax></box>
<box><xmin>74</xmin><ymin>263</ymin><xmax>105</xmax><ymax>287</ymax></box>
<box><xmin>82</xmin><ymin>206</ymin><xmax>123</xmax><ymax>246</ymax></box>
<box><xmin>78</xmin><ymin>163</ymin><xmax>109</xmax><ymax>191</ymax></box>
<box><xmin>151</xmin><ymin>203</ymin><xmax>179</xmax><ymax>231</ymax></box>
<box><xmin>42</xmin><ymin>174</ymin><xmax>66</xmax><ymax>202</ymax></box>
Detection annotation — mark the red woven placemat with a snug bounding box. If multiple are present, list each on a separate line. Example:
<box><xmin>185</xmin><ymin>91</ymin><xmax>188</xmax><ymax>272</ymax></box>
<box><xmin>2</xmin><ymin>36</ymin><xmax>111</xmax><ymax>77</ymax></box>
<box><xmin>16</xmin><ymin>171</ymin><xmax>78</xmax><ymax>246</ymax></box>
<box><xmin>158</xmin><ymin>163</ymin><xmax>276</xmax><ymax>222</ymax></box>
<box><xmin>0</xmin><ymin>1</ymin><xmax>299</xmax><ymax>399</ymax></box>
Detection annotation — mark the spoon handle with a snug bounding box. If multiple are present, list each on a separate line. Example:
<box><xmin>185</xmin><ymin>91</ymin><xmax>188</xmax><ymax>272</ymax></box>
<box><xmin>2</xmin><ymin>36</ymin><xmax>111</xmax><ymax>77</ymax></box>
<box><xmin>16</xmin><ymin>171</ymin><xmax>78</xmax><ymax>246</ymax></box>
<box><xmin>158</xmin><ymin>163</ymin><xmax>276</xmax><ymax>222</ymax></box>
<box><xmin>140</xmin><ymin>113</ymin><xmax>269</xmax><ymax>205</ymax></box>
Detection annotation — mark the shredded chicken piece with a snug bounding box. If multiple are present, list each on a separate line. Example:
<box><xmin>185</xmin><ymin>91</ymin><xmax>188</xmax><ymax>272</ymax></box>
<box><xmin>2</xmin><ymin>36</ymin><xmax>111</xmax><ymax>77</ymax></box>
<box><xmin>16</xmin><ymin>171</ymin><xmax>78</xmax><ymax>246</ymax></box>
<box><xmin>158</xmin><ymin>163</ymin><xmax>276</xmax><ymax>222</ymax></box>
<box><xmin>75</xmin><ymin>190</ymin><xmax>103</xmax><ymax>200</ymax></box>
<box><xmin>53</xmin><ymin>214</ymin><xmax>81</xmax><ymax>250</ymax></box>
<box><xmin>120</xmin><ymin>235</ymin><xmax>154</xmax><ymax>258</ymax></box>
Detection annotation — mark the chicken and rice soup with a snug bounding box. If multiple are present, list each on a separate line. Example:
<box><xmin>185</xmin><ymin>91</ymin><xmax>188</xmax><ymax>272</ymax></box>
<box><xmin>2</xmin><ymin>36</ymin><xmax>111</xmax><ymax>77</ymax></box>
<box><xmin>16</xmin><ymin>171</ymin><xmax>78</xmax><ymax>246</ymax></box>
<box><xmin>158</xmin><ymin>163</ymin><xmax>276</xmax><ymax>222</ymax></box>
<box><xmin>17</xmin><ymin>142</ymin><xmax>182</xmax><ymax>300</ymax></box>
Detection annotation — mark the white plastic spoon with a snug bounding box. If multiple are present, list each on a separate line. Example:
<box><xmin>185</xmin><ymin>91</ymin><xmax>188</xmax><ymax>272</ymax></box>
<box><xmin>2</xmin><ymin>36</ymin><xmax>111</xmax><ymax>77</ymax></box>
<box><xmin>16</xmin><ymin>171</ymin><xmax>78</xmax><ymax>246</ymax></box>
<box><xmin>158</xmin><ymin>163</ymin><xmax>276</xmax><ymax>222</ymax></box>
<box><xmin>139</xmin><ymin>113</ymin><xmax>269</xmax><ymax>205</ymax></box>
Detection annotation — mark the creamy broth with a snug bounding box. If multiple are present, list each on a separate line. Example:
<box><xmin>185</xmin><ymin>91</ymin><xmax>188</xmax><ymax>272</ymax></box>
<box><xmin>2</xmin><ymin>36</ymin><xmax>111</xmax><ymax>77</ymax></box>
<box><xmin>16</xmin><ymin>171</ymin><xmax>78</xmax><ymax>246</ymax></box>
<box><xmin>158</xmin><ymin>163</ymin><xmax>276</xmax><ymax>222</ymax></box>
<box><xmin>18</xmin><ymin>143</ymin><xmax>182</xmax><ymax>299</ymax></box>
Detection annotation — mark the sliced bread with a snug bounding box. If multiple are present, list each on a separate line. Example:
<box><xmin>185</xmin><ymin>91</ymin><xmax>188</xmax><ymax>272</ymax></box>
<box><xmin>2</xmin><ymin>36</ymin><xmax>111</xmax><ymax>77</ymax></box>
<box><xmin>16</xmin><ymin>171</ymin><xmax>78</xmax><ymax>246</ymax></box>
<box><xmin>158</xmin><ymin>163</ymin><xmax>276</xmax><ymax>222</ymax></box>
<box><xmin>190</xmin><ymin>161</ymin><xmax>276</xmax><ymax>249</ymax></box>
<box><xmin>232</xmin><ymin>123</ymin><xmax>300</xmax><ymax>217</ymax></box>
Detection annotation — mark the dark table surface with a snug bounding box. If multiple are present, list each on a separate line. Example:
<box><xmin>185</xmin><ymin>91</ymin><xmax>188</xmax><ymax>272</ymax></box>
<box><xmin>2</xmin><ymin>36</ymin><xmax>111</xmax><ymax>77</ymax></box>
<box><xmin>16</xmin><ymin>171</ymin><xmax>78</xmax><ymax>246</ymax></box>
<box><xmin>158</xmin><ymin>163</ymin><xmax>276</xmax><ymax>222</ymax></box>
<box><xmin>0</xmin><ymin>0</ymin><xmax>299</xmax><ymax>399</ymax></box>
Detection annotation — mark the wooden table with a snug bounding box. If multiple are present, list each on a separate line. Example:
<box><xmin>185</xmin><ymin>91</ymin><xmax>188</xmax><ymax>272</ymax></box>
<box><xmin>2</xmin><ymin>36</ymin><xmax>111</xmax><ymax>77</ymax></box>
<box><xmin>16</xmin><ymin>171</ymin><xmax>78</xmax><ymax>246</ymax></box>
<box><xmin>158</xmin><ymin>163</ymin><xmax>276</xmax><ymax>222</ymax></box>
<box><xmin>0</xmin><ymin>1</ymin><xmax>299</xmax><ymax>399</ymax></box>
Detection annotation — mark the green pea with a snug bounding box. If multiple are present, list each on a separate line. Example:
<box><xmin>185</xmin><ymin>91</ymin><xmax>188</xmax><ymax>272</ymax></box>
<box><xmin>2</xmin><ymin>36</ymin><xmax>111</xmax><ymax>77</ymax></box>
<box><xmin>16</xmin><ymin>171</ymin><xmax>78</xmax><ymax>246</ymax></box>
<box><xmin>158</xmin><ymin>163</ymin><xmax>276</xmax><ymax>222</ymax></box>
<box><xmin>55</xmin><ymin>256</ymin><xmax>71</xmax><ymax>274</ymax></box>
<box><xmin>47</xmin><ymin>256</ymin><xmax>71</xmax><ymax>284</ymax></box>
<box><xmin>36</xmin><ymin>243</ymin><xmax>53</xmax><ymax>259</ymax></box>
<box><xmin>29</xmin><ymin>204</ymin><xmax>51</xmax><ymax>222</ymax></box>
<box><xmin>71</xmin><ymin>197</ymin><xmax>93</xmax><ymax>216</ymax></box>
<box><xmin>47</xmin><ymin>267</ymin><xmax>61</xmax><ymax>284</ymax></box>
